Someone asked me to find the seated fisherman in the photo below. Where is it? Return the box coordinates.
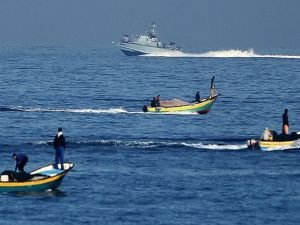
[261,128,273,141]
[151,97,157,107]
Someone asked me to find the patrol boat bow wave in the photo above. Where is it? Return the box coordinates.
[116,22,183,56]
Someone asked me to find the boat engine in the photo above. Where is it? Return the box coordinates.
[247,139,259,150]
[142,105,148,112]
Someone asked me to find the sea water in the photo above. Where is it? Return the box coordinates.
[0,47,300,225]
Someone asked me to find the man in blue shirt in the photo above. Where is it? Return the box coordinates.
[12,153,28,172]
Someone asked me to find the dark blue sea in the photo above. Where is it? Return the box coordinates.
[0,47,300,225]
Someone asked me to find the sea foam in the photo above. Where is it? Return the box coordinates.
[145,49,300,59]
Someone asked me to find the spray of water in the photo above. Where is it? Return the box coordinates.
[145,49,300,59]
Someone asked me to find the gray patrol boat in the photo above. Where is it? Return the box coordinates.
[116,22,183,56]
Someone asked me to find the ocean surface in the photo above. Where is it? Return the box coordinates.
[0,47,300,225]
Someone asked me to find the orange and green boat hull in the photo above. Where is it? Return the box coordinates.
[0,163,74,192]
[144,95,219,114]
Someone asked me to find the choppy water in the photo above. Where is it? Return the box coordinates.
[0,47,300,225]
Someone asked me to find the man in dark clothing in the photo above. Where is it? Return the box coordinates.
[150,97,157,107]
[156,95,161,107]
[53,127,66,170]
[210,76,216,98]
[282,109,289,135]
[210,76,215,89]
[12,153,28,172]
[195,91,200,103]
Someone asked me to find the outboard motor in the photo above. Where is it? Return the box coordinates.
[142,105,148,112]
[247,139,259,150]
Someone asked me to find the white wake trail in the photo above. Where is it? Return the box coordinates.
[183,142,248,150]
[13,106,128,114]
[145,49,300,59]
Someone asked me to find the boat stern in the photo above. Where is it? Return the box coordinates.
[247,139,259,150]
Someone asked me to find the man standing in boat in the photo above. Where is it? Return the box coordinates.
[282,109,289,135]
[195,91,200,103]
[53,128,66,170]
[210,76,216,98]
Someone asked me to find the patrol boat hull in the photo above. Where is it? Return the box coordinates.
[118,42,183,56]
[117,22,183,56]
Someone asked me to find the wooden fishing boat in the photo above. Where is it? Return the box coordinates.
[247,129,300,151]
[143,94,220,114]
[258,140,297,151]
[0,162,74,192]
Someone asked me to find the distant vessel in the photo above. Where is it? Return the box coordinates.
[116,22,183,56]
